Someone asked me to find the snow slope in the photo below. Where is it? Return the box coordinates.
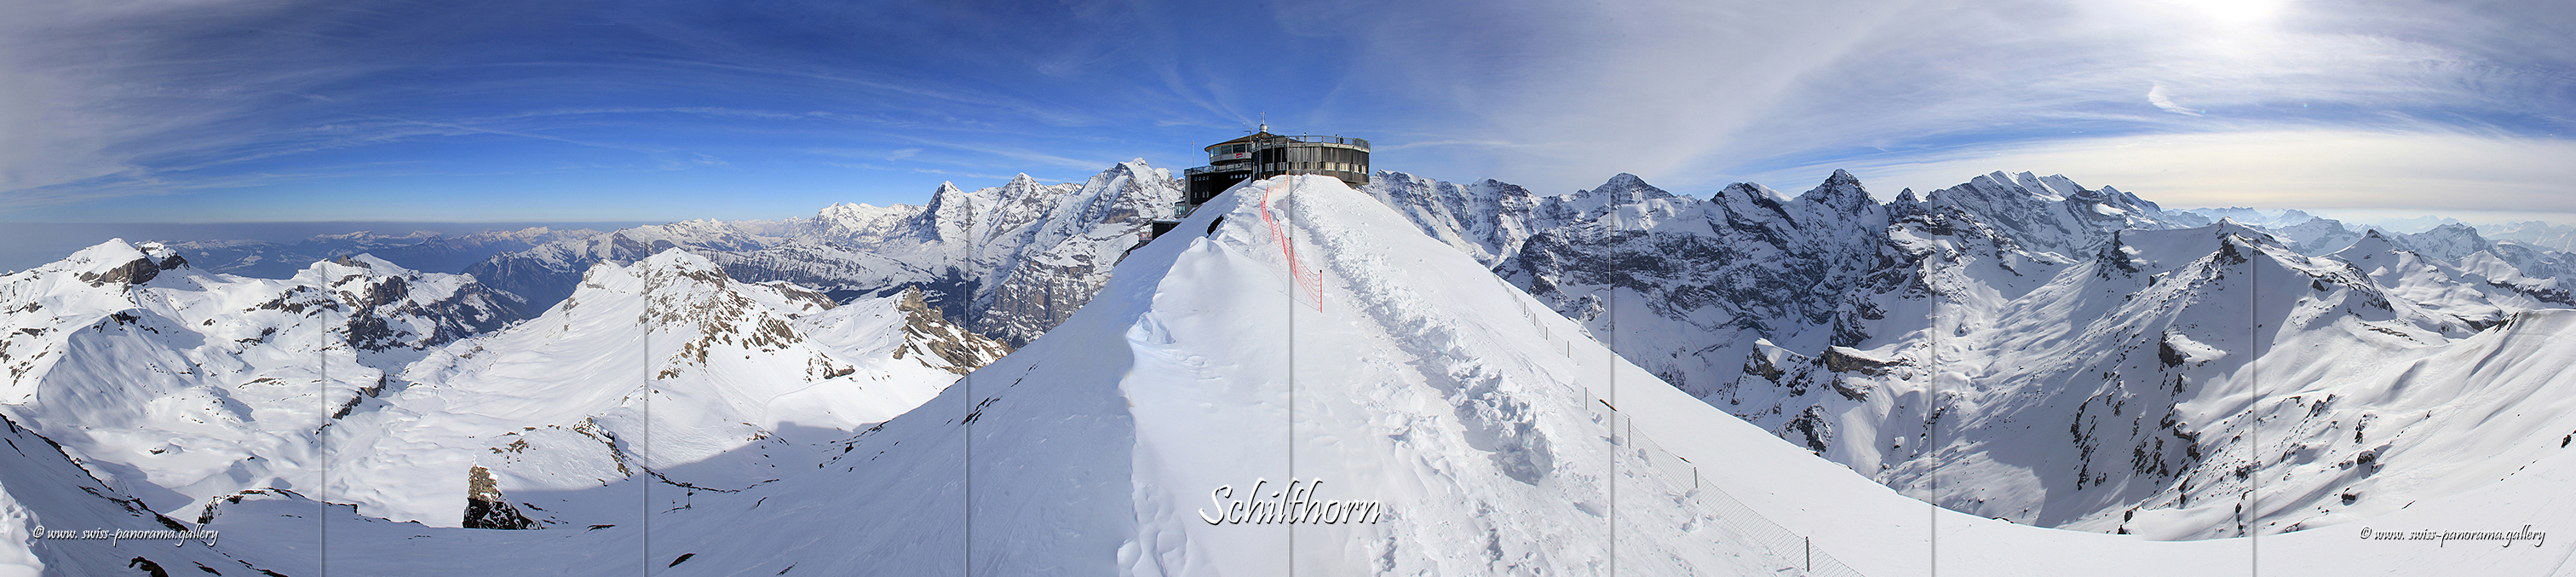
[0,241,522,521]
[328,250,1009,528]
[200,174,1803,574]
[221,175,2576,574]
[0,413,290,576]
[1367,167,2576,542]
[4,174,2545,575]
[13,170,2576,574]
[578,173,1806,574]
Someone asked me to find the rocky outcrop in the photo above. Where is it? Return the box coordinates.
[463,465,538,530]
[330,256,527,354]
[894,288,1013,373]
[78,257,161,286]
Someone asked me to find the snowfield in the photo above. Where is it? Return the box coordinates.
[3,173,2574,574]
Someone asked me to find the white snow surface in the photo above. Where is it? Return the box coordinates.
[176,176,2576,575]
[1364,166,2576,545]
[1,413,279,575]
[7,174,2576,574]
[0,240,518,519]
[331,250,999,527]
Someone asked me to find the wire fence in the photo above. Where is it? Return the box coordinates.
[1498,278,1868,576]
[1625,417,1868,577]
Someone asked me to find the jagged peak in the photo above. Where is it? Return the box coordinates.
[1084,159,1169,190]
[2092,184,2159,211]
[1979,170,2018,188]
[1580,173,1675,204]
[1717,181,1780,201]
[1798,169,1872,210]
[1825,168,1861,185]
[921,182,975,216]
[2332,228,2404,260]
[2033,173,2090,200]
[2211,219,2290,254]
[1109,158,1155,174]
[2211,216,2255,233]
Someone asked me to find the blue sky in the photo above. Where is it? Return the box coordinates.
[3,0,2571,223]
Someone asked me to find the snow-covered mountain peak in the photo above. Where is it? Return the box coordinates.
[2185,206,2321,228]
[627,249,835,333]
[44,238,189,288]
[1797,168,1877,214]
[1003,172,1045,190]
[519,173,1828,573]
[1589,172,1675,202]
[2018,171,2086,200]
[2395,222,2493,263]
[2332,228,2402,260]
[1099,157,1163,180]
[1917,170,2199,263]
[1360,166,2576,543]
[324,253,411,275]
[0,243,527,518]
[463,159,1183,347]
[2208,217,2279,243]
[808,201,922,242]
[626,244,731,281]
[1716,180,1786,203]
[2102,222,2260,276]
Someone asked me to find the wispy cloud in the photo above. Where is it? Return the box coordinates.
[3,0,2566,222]
[1319,0,2571,198]
[911,167,1044,182]
[2147,84,2203,116]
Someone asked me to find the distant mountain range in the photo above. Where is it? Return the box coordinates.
[6,163,2575,574]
